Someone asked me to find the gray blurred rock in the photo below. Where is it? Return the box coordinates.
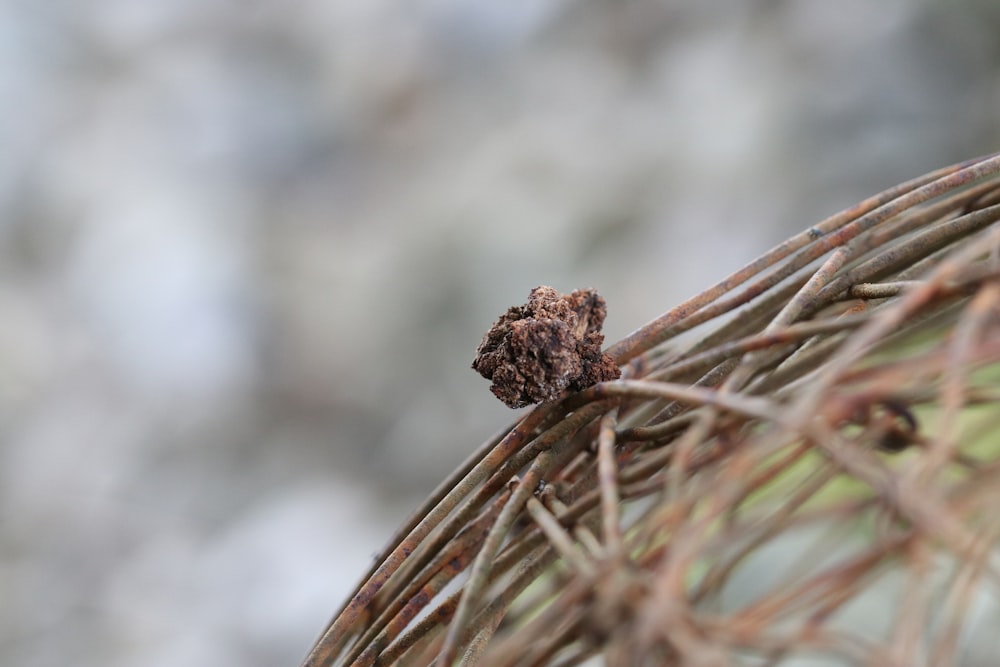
[1,1,998,665]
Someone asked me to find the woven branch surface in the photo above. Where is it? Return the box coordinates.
[304,153,1000,667]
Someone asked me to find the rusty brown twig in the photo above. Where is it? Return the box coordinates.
[303,151,1000,667]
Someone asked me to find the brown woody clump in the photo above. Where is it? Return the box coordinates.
[303,153,1000,667]
[472,286,621,408]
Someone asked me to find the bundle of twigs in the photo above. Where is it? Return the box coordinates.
[304,152,1000,666]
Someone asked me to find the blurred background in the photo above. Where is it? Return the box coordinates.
[2,1,999,665]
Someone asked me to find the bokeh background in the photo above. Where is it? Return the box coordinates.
[3,1,1000,665]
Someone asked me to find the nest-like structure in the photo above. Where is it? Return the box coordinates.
[304,153,1000,666]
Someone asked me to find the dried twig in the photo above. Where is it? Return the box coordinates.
[303,151,1000,667]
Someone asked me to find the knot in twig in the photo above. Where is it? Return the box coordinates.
[472,286,621,408]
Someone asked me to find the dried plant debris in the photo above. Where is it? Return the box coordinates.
[472,285,621,408]
[304,153,1000,667]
